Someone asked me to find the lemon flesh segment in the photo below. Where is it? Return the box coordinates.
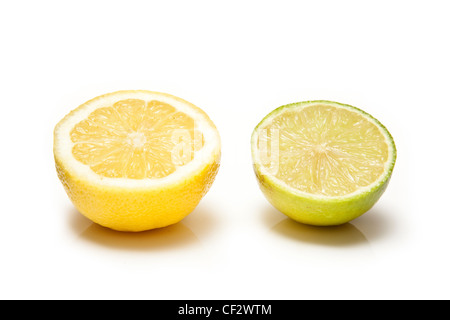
[252,101,396,226]
[54,90,220,232]
[70,99,204,179]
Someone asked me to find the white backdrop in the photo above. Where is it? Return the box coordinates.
[1,0,449,299]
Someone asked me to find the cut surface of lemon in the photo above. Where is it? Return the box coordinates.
[54,90,220,231]
[251,101,396,226]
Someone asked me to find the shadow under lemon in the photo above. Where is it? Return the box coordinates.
[68,207,202,251]
[263,205,391,247]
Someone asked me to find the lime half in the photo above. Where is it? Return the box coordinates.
[251,100,396,226]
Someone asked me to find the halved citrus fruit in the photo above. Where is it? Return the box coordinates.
[54,90,220,232]
[251,100,396,226]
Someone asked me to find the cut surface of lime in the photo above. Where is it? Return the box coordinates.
[251,100,396,226]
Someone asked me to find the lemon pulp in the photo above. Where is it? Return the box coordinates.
[70,99,204,179]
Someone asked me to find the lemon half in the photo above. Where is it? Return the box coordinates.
[54,90,221,232]
[251,100,396,226]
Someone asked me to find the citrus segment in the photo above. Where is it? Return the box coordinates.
[257,104,389,196]
[70,99,203,179]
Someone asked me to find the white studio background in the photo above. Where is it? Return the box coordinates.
[0,1,448,299]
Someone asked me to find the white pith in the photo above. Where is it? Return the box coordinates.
[54,91,220,189]
[251,101,396,200]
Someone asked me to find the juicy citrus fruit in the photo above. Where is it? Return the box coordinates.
[54,90,220,232]
[251,100,396,226]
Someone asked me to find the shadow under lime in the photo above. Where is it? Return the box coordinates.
[263,205,392,247]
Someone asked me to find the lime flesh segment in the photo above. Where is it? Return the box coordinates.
[252,101,396,226]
